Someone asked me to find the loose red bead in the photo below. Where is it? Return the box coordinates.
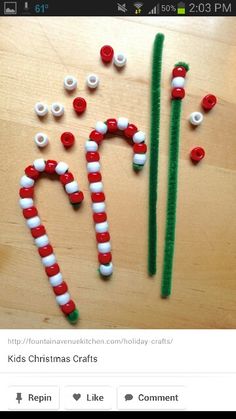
[88,172,102,183]
[31,225,46,238]
[86,152,100,162]
[61,300,76,315]
[25,165,40,180]
[201,94,217,111]
[45,160,57,174]
[19,187,34,198]
[172,66,187,78]
[124,124,138,139]
[96,232,110,243]
[98,252,112,264]
[73,97,87,114]
[133,143,147,154]
[46,263,60,277]
[23,207,38,219]
[53,281,68,296]
[93,212,107,223]
[100,45,114,63]
[91,192,105,203]
[107,118,118,133]
[60,172,74,185]
[38,244,53,257]
[69,191,84,204]
[190,147,205,163]
[172,87,185,99]
[61,132,75,148]
[89,130,104,144]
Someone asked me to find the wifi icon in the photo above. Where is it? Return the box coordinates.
[133,2,143,14]
[148,4,160,14]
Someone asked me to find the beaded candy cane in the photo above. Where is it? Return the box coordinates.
[19,159,84,324]
[85,117,147,277]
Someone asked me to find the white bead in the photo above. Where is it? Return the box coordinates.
[99,262,113,276]
[49,273,63,287]
[95,121,108,135]
[34,102,48,117]
[133,153,147,165]
[33,158,46,172]
[189,111,204,126]
[92,202,106,213]
[90,182,103,193]
[42,254,56,267]
[114,52,127,67]
[19,198,34,209]
[133,131,146,143]
[34,234,49,248]
[87,162,101,173]
[20,175,34,188]
[171,77,185,88]
[117,117,129,130]
[98,242,111,253]
[86,74,99,89]
[65,181,79,194]
[56,292,70,306]
[51,102,64,117]
[34,132,49,148]
[95,221,109,233]
[55,161,69,175]
[85,140,98,152]
[64,75,77,91]
[26,216,41,229]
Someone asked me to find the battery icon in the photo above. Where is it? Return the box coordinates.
[177,2,186,14]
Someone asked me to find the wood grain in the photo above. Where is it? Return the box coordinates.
[0,16,235,329]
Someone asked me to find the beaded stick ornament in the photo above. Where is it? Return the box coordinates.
[85,117,147,277]
[19,159,84,324]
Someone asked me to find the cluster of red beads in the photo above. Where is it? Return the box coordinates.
[171,64,188,100]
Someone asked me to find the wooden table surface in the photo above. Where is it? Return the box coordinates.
[0,16,235,329]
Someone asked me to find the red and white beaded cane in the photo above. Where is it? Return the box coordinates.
[19,159,84,324]
[85,117,147,277]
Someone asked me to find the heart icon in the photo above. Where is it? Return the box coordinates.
[73,393,81,401]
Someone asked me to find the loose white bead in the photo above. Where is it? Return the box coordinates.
[55,161,69,175]
[99,262,113,276]
[51,102,64,117]
[64,75,77,91]
[117,117,129,130]
[98,241,111,253]
[90,182,103,193]
[26,216,41,229]
[85,140,98,152]
[56,292,70,306]
[171,76,185,88]
[95,221,109,233]
[87,162,101,173]
[114,52,127,67]
[49,273,63,287]
[19,198,34,209]
[34,234,49,248]
[92,202,106,213]
[20,175,35,188]
[133,131,146,143]
[95,121,108,135]
[42,254,56,267]
[34,102,48,117]
[34,132,49,148]
[65,181,79,194]
[133,153,147,165]
[86,74,99,89]
[33,158,46,172]
[189,111,204,126]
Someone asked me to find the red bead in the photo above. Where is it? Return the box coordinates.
[23,207,38,219]
[96,232,110,243]
[61,300,76,315]
[19,187,34,198]
[100,45,114,63]
[190,147,205,163]
[45,160,57,174]
[91,192,105,202]
[89,130,104,144]
[31,225,46,238]
[38,244,53,257]
[73,97,87,114]
[86,152,100,162]
[93,212,107,223]
[69,191,84,204]
[133,143,147,154]
[88,172,102,183]
[124,124,138,139]
[60,172,74,185]
[61,132,75,148]
[25,165,40,180]
[46,263,60,277]
[53,281,68,296]
[201,94,217,111]
[98,252,112,264]
[107,118,118,133]
[172,87,185,99]
[172,66,187,78]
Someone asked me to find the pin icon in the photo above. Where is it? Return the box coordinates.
[73,393,81,401]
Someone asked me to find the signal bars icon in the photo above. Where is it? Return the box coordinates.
[148,4,160,14]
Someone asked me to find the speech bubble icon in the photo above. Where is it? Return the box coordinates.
[125,394,133,401]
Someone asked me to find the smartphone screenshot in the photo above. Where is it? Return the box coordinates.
[0,0,235,412]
